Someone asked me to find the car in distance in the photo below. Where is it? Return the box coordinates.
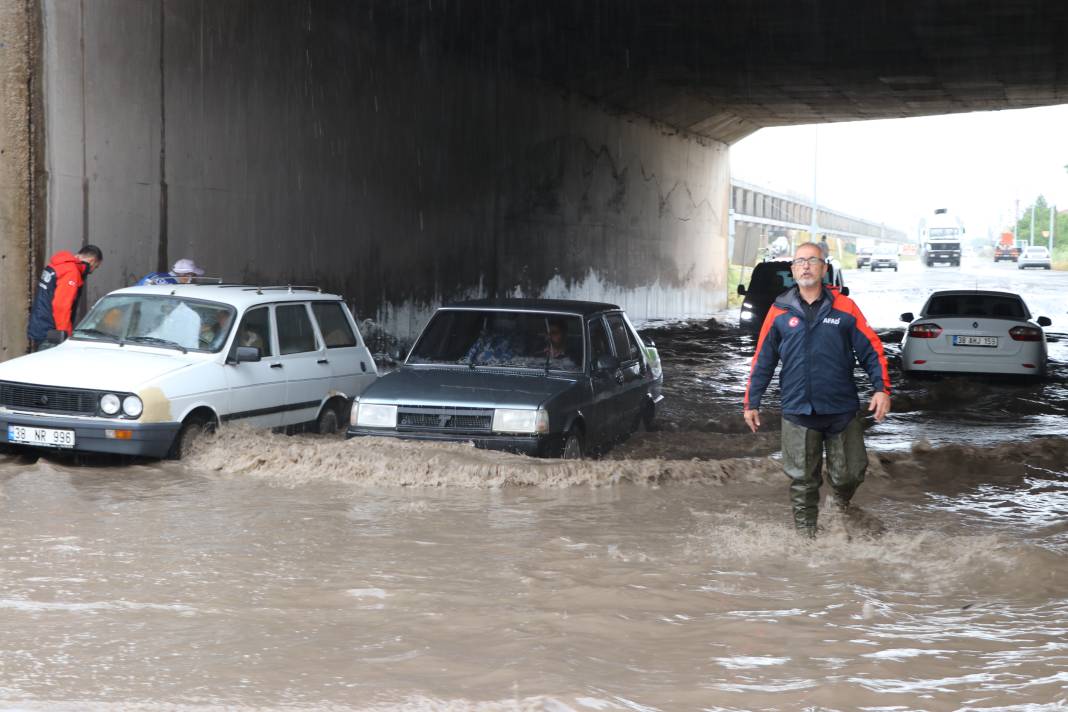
[738,258,848,332]
[0,284,377,458]
[869,244,899,271]
[1018,246,1052,270]
[900,290,1051,377]
[347,299,663,459]
[856,246,873,268]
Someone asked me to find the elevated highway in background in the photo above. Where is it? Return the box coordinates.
[730,179,909,264]
[2,1,1067,354]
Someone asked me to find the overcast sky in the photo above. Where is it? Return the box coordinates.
[730,103,1068,242]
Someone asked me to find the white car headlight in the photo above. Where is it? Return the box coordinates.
[355,403,397,428]
[100,393,121,415]
[122,395,143,418]
[492,408,549,434]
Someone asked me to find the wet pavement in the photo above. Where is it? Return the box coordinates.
[0,256,1066,711]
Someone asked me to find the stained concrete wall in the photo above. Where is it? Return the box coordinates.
[38,0,728,347]
[0,0,38,359]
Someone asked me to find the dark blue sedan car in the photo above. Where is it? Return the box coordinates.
[346,299,663,458]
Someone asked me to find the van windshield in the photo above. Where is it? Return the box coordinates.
[72,295,236,353]
[408,310,584,372]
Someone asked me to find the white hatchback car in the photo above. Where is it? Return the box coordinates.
[1018,246,1052,270]
[900,290,1052,377]
[0,284,378,458]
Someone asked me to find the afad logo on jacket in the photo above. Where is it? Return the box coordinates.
[788,316,800,328]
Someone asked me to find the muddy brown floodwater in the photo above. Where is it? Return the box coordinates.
[1,260,1066,710]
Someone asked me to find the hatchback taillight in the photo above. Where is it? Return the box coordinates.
[1009,326,1043,342]
[909,323,942,338]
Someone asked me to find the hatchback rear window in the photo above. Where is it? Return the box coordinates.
[925,295,1026,319]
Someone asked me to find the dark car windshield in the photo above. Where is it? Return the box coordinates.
[73,294,235,352]
[408,310,584,372]
[924,294,1027,319]
[747,261,838,294]
[747,263,795,294]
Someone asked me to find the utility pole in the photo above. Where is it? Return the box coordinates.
[1030,202,1036,246]
[810,126,819,242]
[1051,205,1056,251]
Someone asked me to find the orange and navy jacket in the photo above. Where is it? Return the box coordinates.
[27,250,89,342]
[744,286,890,414]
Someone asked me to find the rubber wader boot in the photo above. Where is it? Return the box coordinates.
[824,416,868,511]
[781,418,825,534]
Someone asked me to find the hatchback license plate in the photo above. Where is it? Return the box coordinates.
[7,425,75,448]
[953,335,998,348]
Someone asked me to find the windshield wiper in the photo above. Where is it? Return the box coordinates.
[126,335,188,354]
[72,328,123,345]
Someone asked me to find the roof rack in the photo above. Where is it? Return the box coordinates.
[242,285,324,295]
[188,276,224,284]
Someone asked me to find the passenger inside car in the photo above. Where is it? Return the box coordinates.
[538,317,579,369]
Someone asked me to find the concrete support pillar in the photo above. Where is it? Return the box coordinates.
[0,0,41,359]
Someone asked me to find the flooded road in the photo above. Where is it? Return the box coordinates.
[1,257,1066,710]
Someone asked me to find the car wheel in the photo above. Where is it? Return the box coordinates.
[316,404,341,435]
[561,428,584,460]
[169,415,212,460]
[893,265,898,272]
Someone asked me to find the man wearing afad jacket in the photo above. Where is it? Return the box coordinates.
[744,241,891,537]
[27,245,104,351]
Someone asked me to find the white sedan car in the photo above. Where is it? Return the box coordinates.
[0,284,378,458]
[1018,246,1052,270]
[900,290,1051,377]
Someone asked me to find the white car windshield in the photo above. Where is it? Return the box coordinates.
[73,295,236,353]
[408,310,585,372]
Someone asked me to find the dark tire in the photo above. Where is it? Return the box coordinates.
[561,428,584,460]
[169,415,212,460]
[316,404,341,435]
[893,265,898,272]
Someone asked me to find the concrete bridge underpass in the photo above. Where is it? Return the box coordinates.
[1,1,1066,355]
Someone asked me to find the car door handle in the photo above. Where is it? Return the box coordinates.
[270,363,284,369]
[317,359,329,365]
[360,361,367,372]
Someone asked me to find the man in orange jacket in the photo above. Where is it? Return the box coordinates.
[27,245,103,350]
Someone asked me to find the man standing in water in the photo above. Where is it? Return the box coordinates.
[743,241,891,536]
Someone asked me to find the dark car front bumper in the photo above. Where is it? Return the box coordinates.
[0,411,180,458]
[346,427,564,457]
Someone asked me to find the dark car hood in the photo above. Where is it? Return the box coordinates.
[359,367,578,409]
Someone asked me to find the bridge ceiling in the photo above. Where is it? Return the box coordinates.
[419,1,1068,143]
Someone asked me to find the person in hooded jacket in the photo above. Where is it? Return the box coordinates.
[27,245,103,351]
[743,241,891,537]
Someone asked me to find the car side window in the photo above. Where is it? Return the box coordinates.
[311,302,358,348]
[605,314,640,362]
[276,304,318,355]
[235,306,273,357]
[589,318,612,368]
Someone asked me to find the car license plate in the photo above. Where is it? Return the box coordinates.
[953,335,998,348]
[6,424,76,448]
